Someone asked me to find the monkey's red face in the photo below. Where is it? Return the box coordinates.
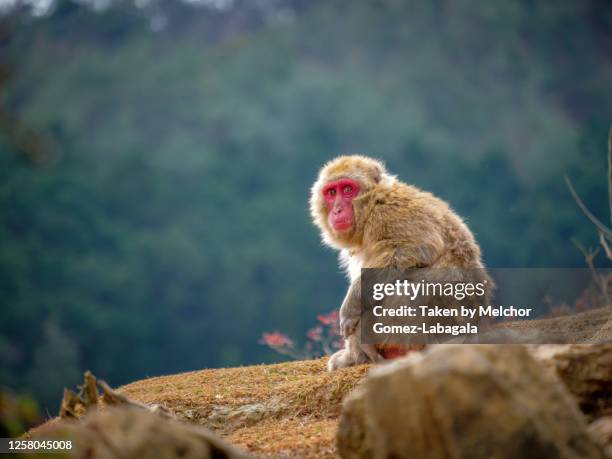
[322,178,361,232]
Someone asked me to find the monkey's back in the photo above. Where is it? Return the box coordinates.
[362,181,484,269]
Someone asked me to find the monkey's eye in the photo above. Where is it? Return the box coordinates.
[326,188,336,197]
[343,185,353,194]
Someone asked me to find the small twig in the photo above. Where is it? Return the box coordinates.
[600,231,612,260]
[573,240,609,304]
[565,175,612,240]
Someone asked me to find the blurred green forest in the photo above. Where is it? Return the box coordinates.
[0,0,610,414]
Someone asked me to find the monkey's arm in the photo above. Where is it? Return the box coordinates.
[339,277,361,338]
[365,240,439,269]
[339,242,438,338]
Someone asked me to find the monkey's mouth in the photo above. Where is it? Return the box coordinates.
[332,219,354,231]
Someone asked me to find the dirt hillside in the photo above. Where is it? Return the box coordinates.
[119,358,367,458]
[115,307,610,457]
[25,307,611,458]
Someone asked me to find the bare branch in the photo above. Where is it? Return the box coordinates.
[608,125,612,226]
[600,231,612,260]
[565,175,612,239]
[572,239,599,264]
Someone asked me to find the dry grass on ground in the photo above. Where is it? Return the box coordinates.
[119,357,369,458]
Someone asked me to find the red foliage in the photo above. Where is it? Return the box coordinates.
[306,325,323,342]
[317,310,339,326]
[260,309,343,359]
[259,331,293,348]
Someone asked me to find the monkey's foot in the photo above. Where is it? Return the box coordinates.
[327,347,374,371]
[328,349,353,371]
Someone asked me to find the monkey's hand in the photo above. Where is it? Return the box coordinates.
[340,315,359,339]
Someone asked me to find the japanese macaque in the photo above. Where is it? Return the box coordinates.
[310,155,492,371]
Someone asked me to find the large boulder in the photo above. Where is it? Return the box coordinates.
[337,345,605,459]
[28,371,252,459]
[529,344,612,419]
[32,406,252,459]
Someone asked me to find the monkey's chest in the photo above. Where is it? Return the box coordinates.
[347,253,363,282]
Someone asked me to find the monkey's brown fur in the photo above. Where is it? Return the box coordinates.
[310,155,492,370]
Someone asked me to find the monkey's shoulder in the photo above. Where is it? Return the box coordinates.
[363,184,463,250]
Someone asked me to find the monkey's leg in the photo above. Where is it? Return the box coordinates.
[360,343,383,363]
[353,321,383,363]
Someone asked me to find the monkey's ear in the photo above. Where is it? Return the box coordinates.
[371,164,383,183]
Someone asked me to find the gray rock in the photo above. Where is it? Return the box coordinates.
[208,403,267,426]
[589,417,612,458]
[337,344,605,459]
[34,406,252,459]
